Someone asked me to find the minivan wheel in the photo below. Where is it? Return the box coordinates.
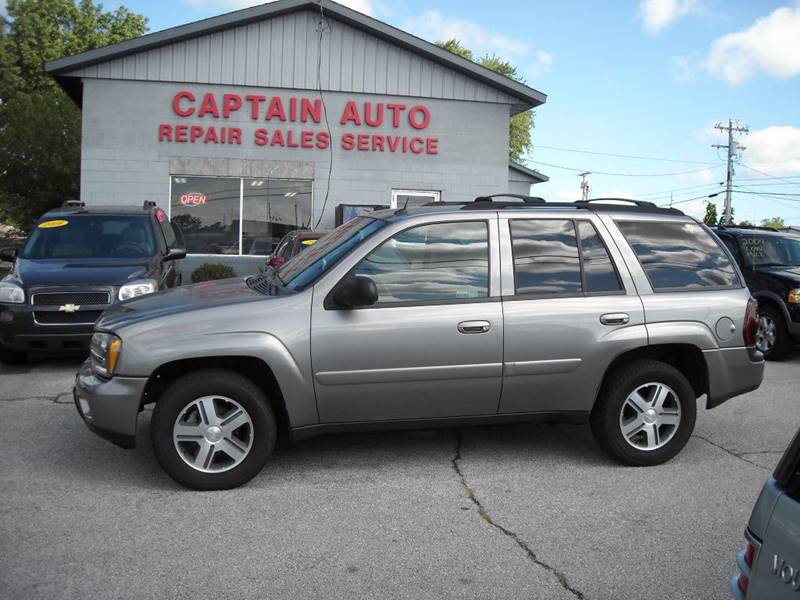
[151,369,276,490]
[590,360,697,466]
[755,305,791,361]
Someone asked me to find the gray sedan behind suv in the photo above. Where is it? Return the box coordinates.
[74,196,765,489]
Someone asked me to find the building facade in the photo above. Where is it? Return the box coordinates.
[46,0,547,269]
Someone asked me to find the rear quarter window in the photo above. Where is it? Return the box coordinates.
[618,221,740,291]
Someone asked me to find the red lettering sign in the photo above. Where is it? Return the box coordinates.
[180,192,207,207]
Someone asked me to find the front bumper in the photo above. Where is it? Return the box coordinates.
[0,302,95,353]
[73,359,147,449]
[705,346,765,409]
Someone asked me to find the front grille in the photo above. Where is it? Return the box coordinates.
[32,291,111,306]
[34,310,103,325]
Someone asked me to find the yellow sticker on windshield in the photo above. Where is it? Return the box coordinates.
[38,220,69,229]
[301,239,318,245]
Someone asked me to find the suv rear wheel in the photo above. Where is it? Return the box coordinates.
[150,369,276,490]
[756,304,791,361]
[591,360,697,466]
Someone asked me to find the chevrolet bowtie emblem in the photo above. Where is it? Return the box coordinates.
[59,304,81,313]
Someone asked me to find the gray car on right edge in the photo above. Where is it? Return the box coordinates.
[73,196,765,490]
[731,427,800,599]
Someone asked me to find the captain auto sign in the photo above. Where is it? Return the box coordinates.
[158,90,439,155]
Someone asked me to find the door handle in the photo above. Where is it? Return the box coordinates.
[458,320,491,334]
[600,313,630,326]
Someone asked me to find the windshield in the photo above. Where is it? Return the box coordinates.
[279,217,387,290]
[740,234,800,267]
[22,215,157,259]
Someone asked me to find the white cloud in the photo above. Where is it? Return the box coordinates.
[743,126,800,175]
[639,0,702,34]
[184,0,373,15]
[528,50,553,77]
[406,10,530,58]
[703,3,800,84]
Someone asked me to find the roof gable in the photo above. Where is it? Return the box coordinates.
[46,0,545,113]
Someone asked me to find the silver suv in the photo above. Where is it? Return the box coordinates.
[74,197,765,490]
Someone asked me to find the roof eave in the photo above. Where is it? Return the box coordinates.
[509,161,549,183]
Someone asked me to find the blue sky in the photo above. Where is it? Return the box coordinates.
[103,0,800,223]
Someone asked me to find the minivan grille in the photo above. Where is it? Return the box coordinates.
[34,310,103,325]
[31,292,110,306]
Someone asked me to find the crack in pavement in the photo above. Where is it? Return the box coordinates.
[451,431,586,600]
[0,391,73,403]
[692,434,771,471]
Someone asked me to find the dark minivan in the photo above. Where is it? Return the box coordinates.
[0,201,185,364]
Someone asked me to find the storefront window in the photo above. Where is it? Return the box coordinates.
[170,176,312,255]
[242,178,312,255]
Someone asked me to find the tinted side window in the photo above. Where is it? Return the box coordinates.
[354,221,489,304]
[618,221,740,290]
[578,221,622,293]
[511,219,581,296]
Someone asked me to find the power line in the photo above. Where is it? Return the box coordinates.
[636,181,724,200]
[738,163,800,187]
[533,144,717,165]
[524,159,719,178]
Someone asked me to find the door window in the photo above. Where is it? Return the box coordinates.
[353,221,489,305]
[510,219,623,297]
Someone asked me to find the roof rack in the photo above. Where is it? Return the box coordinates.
[143,200,157,209]
[62,199,85,208]
[713,223,779,232]
[422,195,684,215]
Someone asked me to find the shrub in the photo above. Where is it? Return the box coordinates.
[191,262,237,283]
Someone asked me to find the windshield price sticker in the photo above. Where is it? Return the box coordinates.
[742,238,765,257]
[38,220,69,229]
[301,239,318,246]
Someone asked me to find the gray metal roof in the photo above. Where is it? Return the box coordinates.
[46,0,546,110]
[509,161,549,183]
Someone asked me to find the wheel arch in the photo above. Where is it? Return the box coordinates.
[593,344,709,412]
[752,291,791,326]
[143,356,292,441]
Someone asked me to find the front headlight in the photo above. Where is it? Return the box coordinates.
[90,332,122,378]
[789,289,800,304]
[118,279,158,301]
[0,282,24,304]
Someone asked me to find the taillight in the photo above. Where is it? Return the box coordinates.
[743,298,759,347]
[733,536,759,598]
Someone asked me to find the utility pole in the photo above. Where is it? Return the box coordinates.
[712,119,748,225]
[578,171,591,201]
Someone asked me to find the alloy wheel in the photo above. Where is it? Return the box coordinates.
[619,382,682,451]
[172,395,254,473]
[755,315,776,354]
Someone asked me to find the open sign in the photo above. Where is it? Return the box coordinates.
[180,192,207,207]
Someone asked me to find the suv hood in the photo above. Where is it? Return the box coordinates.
[96,277,287,330]
[13,257,153,288]
[754,265,800,283]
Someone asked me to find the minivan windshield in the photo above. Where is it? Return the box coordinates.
[279,217,387,290]
[739,234,800,268]
[22,215,157,259]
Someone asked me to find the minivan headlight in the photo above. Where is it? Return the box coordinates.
[0,282,24,304]
[118,279,158,301]
[90,332,122,378]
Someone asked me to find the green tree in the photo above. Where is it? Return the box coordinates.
[760,216,785,229]
[703,201,718,225]
[0,0,148,230]
[437,39,534,160]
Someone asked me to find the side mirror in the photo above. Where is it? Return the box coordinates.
[164,247,187,261]
[329,275,378,309]
[268,256,287,269]
[0,248,18,262]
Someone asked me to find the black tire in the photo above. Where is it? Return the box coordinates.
[757,304,792,361]
[0,344,27,366]
[151,369,276,490]
[590,360,697,467]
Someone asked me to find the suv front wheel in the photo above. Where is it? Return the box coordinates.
[591,360,697,466]
[150,369,277,490]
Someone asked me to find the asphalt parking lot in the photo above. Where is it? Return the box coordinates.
[1,354,798,600]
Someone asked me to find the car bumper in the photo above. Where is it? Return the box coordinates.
[705,346,765,409]
[0,303,95,353]
[73,359,147,449]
